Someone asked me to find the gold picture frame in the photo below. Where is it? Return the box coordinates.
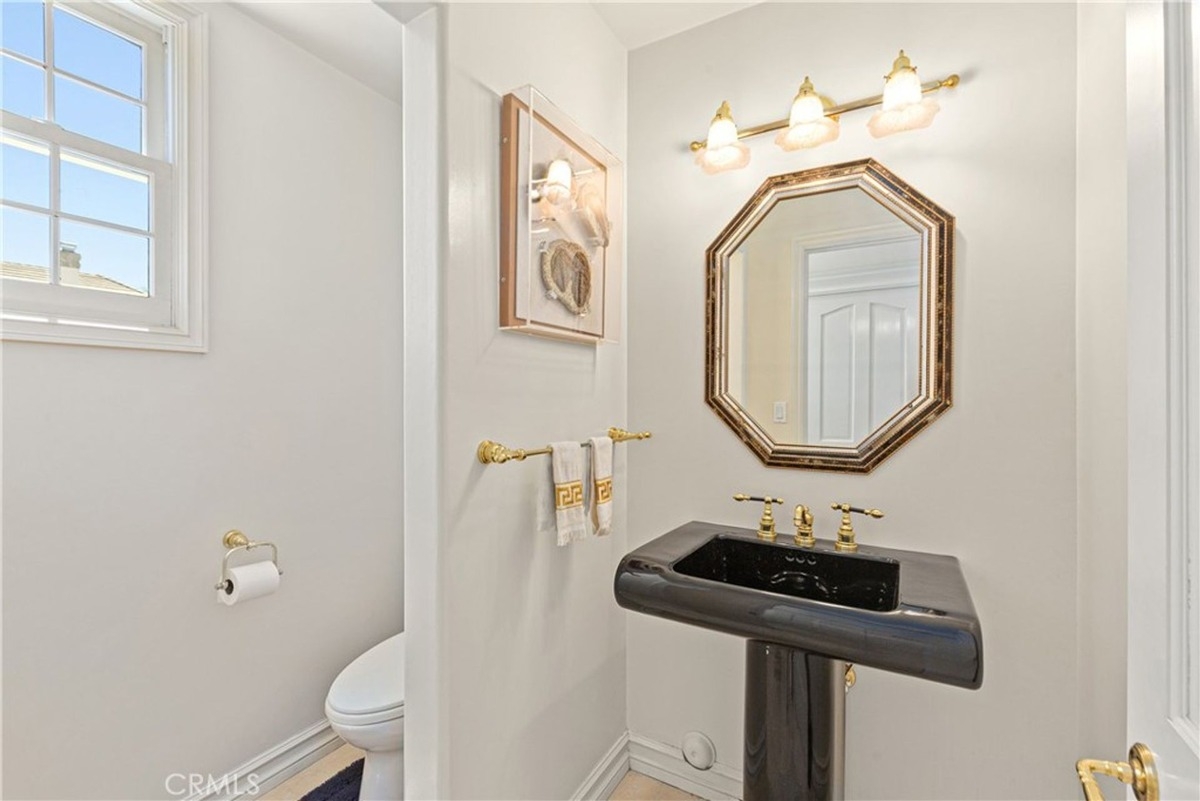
[500,86,623,344]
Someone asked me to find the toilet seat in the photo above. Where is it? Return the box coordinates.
[325,632,405,727]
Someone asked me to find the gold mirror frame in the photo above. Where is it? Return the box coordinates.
[705,158,954,473]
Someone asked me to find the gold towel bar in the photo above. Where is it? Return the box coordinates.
[477,427,652,465]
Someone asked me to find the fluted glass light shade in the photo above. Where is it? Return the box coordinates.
[696,101,750,174]
[541,158,574,206]
[868,50,940,138]
[775,76,839,151]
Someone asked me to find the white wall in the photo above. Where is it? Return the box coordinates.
[1,4,404,798]
[1074,0,1127,763]
[439,4,629,798]
[400,7,447,800]
[627,3,1090,798]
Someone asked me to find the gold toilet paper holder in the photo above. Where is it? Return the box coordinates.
[215,530,282,593]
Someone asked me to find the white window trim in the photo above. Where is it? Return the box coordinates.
[1,0,208,352]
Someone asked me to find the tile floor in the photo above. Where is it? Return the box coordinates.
[265,743,700,800]
[608,770,701,800]
[260,744,365,801]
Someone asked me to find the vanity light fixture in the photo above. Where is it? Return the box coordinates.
[867,50,942,138]
[775,76,839,151]
[695,101,751,174]
[688,50,959,172]
[533,158,574,206]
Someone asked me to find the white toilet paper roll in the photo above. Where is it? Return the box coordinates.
[217,560,280,606]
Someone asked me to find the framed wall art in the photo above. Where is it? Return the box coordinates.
[500,85,623,344]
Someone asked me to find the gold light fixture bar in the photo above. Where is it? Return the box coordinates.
[688,74,959,152]
[477,427,652,465]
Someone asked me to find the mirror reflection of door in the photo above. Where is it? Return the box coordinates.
[803,234,920,446]
[726,186,921,447]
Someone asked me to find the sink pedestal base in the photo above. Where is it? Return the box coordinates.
[744,641,846,801]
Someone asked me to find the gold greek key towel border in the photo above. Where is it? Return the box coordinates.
[594,477,613,504]
[555,480,584,510]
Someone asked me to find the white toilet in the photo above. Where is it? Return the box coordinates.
[325,633,405,801]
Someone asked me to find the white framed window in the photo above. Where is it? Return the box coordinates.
[1,0,206,351]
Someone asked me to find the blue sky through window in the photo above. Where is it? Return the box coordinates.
[1,206,50,269]
[2,138,49,208]
[1,0,151,294]
[2,54,46,119]
[54,7,142,98]
[2,2,44,61]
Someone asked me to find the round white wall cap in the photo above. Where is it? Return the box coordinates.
[681,731,716,771]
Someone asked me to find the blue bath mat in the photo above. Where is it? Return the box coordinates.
[300,758,363,801]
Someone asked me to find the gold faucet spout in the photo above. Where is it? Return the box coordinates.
[793,505,815,547]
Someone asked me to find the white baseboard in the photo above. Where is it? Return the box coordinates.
[573,731,741,801]
[571,731,631,800]
[627,733,742,801]
[194,725,738,801]
[185,720,342,801]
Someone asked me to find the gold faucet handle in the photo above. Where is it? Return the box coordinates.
[733,494,784,507]
[793,504,815,548]
[830,503,884,518]
[830,503,885,552]
[734,494,783,541]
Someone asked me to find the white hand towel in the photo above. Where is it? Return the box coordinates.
[589,436,614,537]
[551,441,588,545]
[535,460,557,541]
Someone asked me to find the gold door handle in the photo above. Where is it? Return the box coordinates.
[1076,743,1158,801]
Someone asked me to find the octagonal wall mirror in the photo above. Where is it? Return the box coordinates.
[705,159,953,472]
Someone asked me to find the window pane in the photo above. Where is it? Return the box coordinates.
[61,151,149,231]
[0,206,51,283]
[2,1,45,62]
[53,7,142,99]
[1,134,50,208]
[54,74,141,152]
[59,220,148,295]
[2,54,46,119]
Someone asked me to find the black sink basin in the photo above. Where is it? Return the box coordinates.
[615,521,983,800]
[615,520,983,689]
[674,535,900,612]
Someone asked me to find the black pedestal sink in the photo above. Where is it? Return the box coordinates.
[614,521,983,801]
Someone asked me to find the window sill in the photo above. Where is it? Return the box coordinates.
[1,313,207,352]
